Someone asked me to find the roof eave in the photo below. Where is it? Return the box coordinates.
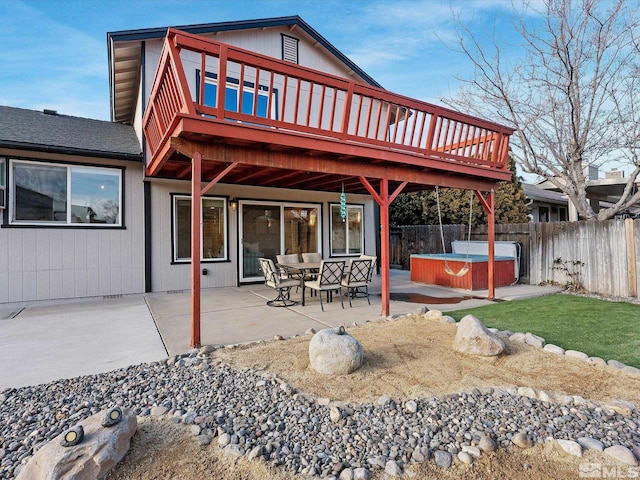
[0,140,143,162]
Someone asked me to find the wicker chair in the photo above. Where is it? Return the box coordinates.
[341,259,372,307]
[258,258,300,307]
[303,260,345,311]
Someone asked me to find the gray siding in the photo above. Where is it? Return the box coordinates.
[149,179,374,293]
[0,153,146,303]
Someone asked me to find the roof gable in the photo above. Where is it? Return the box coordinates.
[108,16,381,124]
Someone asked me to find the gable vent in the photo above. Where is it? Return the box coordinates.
[281,34,299,64]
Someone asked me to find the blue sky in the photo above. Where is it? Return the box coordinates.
[0,0,536,122]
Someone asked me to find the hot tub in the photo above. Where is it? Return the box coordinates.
[410,254,515,290]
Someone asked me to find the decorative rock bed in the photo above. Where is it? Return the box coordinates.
[1,311,639,479]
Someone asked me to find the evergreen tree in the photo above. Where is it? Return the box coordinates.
[390,155,529,226]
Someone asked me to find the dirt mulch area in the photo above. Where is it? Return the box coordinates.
[107,314,640,480]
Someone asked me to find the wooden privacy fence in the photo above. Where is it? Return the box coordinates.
[390,219,640,298]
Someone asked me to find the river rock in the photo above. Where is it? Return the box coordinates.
[608,359,626,369]
[478,435,498,452]
[353,467,370,480]
[577,437,604,452]
[565,350,589,360]
[557,439,582,457]
[384,460,402,476]
[458,451,474,464]
[454,315,505,356]
[524,333,545,348]
[434,450,452,468]
[512,432,533,449]
[604,445,638,466]
[309,327,363,375]
[604,400,634,417]
[424,310,443,321]
[543,344,565,355]
[16,407,136,480]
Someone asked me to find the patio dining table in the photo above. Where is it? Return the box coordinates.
[277,262,320,306]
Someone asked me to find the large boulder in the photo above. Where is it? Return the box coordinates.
[309,326,363,374]
[17,407,137,480]
[454,315,505,357]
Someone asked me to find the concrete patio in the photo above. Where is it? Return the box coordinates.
[0,270,561,389]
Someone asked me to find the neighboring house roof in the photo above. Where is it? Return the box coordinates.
[0,105,142,160]
[522,182,568,205]
[107,15,382,124]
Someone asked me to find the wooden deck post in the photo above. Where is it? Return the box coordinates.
[474,189,496,300]
[487,189,495,300]
[191,152,202,348]
[359,176,407,317]
[380,178,390,316]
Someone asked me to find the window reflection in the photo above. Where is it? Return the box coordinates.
[14,163,67,221]
[71,168,120,224]
[173,196,227,262]
[11,160,122,226]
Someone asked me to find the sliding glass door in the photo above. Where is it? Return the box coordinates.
[239,201,320,282]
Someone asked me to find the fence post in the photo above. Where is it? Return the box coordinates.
[626,218,637,298]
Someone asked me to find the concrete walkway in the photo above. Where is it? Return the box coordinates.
[0,296,168,389]
[0,270,561,389]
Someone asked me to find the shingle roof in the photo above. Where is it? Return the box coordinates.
[0,106,142,160]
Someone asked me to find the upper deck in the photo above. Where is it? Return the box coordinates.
[142,29,514,194]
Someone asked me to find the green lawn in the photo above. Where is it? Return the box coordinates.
[447,294,640,368]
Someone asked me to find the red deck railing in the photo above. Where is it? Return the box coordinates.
[143,29,513,172]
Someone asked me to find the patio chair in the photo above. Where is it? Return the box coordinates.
[359,255,377,282]
[258,258,300,307]
[301,252,322,283]
[276,253,300,265]
[341,258,372,307]
[275,253,303,290]
[301,252,322,263]
[303,260,345,311]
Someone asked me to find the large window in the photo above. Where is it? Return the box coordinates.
[330,204,363,256]
[10,160,122,226]
[197,71,276,119]
[173,195,228,262]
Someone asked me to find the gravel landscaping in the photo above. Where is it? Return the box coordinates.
[2,313,639,479]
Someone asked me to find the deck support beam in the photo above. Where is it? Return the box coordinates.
[474,189,496,300]
[359,176,407,316]
[190,154,238,348]
[191,152,202,348]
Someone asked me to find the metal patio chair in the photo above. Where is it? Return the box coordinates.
[341,258,372,307]
[303,260,345,311]
[258,257,300,307]
[301,252,322,263]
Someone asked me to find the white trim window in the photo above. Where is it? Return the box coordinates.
[173,195,228,262]
[10,160,122,226]
[0,157,6,209]
[330,204,363,256]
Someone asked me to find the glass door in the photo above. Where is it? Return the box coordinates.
[240,202,281,282]
[239,201,321,283]
[283,206,319,258]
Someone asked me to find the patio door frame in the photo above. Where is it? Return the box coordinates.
[238,199,322,283]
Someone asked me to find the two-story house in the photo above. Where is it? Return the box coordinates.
[1,16,513,344]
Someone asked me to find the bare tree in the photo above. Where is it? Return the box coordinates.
[447,0,640,220]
